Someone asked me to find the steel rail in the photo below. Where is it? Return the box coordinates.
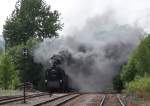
[34,94,81,106]
[100,95,106,106]
[117,95,125,106]
[55,94,81,106]
[0,95,22,101]
[0,95,23,102]
[0,93,48,105]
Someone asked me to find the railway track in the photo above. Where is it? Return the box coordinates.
[117,95,125,106]
[0,92,48,105]
[34,93,81,106]
[100,95,106,106]
[0,95,19,99]
[0,93,127,106]
[33,94,126,106]
[100,94,125,106]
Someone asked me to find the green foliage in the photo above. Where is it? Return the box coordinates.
[3,0,63,48]
[120,34,150,97]
[127,75,150,95]
[1,0,63,90]
[121,54,138,84]
[135,36,150,75]
[121,35,150,85]
[113,74,123,92]
[0,53,20,89]
[7,38,44,90]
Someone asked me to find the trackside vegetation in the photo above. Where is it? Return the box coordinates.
[127,76,150,97]
[0,53,20,89]
[120,34,150,98]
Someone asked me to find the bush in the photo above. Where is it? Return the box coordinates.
[0,53,20,89]
[121,35,150,86]
[126,75,150,98]
[121,54,138,84]
[113,75,123,92]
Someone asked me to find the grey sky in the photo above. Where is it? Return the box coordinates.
[0,0,150,36]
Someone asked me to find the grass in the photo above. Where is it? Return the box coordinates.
[0,89,22,96]
[126,76,150,99]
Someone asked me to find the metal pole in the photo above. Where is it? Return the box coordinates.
[23,38,27,103]
[23,82,26,103]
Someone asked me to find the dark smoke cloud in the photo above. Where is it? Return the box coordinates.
[33,11,144,92]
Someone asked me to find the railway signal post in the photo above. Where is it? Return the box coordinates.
[19,82,32,103]
[22,47,28,103]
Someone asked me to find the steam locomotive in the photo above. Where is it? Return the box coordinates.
[45,54,69,92]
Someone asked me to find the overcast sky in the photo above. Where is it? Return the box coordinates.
[1,0,150,36]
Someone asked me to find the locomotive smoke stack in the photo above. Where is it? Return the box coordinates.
[33,11,144,92]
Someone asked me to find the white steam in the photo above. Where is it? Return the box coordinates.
[33,12,144,92]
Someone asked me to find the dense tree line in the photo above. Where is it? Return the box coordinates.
[120,34,150,95]
[121,35,150,84]
[0,0,62,90]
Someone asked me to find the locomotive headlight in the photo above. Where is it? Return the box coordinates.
[45,80,47,83]
[60,80,63,83]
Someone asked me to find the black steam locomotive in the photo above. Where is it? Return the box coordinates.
[45,54,69,92]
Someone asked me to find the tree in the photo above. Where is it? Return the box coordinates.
[113,74,123,93]
[2,0,63,90]
[121,34,150,86]
[135,36,150,75]
[0,53,19,89]
[121,54,138,84]
[3,0,63,48]
[7,38,44,90]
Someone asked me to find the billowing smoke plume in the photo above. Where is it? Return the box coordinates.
[33,12,144,92]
